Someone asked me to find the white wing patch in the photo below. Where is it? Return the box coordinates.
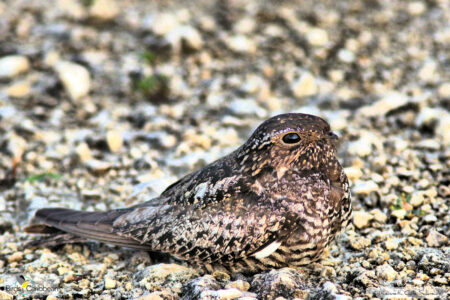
[253,241,281,259]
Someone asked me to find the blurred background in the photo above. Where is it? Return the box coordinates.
[0,0,448,298]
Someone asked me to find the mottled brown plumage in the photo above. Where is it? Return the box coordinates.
[25,113,352,273]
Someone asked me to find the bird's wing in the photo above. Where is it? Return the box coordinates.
[112,190,298,264]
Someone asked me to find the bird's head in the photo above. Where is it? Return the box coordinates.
[238,113,340,178]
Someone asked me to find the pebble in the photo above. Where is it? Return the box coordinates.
[54,61,91,100]
[384,238,399,250]
[89,0,119,21]
[423,214,437,223]
[5,80,31,98]
[348,138,372,157]
[425,230,448,247]
[166,25,204,51]
[105,277,117,289]
[233,17,256,34]
[291,72,318,98]
[359,92,408,117]
[75,142,93,162]
[225,280,250,291]
[353,180,379,195]
[437,82,450,98]
[418,60,438,83]
[352,211,374,229]
[7,251,23,263]
[200,288,246,299]
[408,1,426,16]
[0,55,30,78]
[350,237,371,250]
[84,159,111,175]
[226,35,256,54]
[391,209,407,220]
[106,130,123,153]
[337,49,355,63]
[376,263,398,281]
[228,98,267,117]
[371,209,388,223]
[306,28,329,47]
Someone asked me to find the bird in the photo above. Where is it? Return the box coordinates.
[24,113,352,274]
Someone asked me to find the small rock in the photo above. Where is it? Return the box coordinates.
[292,72,318,98]
[423,214,437,223]
[418,60,438,83]
[438,82,450,99]
[226,35,256,53]
[353,180,379,195]
[104,277,116,289]
[353,211,374,229]
[408,1,426,16]
[75,142,93,162]
[348,138,373,157]
[57,0,86,19]
[376,263,398,281]
[251,268,305,299]
[306,28,329,46]
[409,192,425,207]
[385,238,399,250]
[5,80,31,98]
[371,209,388,223]
[84,159,111,175]
[359,92,408,117]
[150,13,179,35]
[89,0,119,21]
[350,237,371,250]
[134,263,197,290]
[106,130,123,153]
[344,167,363,182]
[0,55,30,78]
[166,25,203,51]
[337,49,355,63]
[391,209,407,220]
[54,61,91,100]
[225,280,250,291]
[200,288,245,299]
[233,17,256,34]
[7,251,23,263]
[229,98,267,117]
[426,230,448,247]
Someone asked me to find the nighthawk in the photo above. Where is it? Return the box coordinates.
[25,113,352,273]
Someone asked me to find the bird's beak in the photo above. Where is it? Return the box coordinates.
[328,132,339,140]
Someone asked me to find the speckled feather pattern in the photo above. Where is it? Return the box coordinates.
[25,113,352,273]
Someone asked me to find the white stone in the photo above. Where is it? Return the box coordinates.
[408,1,426,16]
[359,92,409,117]
[226,35,256,53]
[234,17,256,34]
[292,72,318,98]
[376,263,398,281]
[106,130,123,153]
[418,60,438,83]
[352,211,374,229]
[353,180,379,195]
[338,49,355,63]
[54,61,91,100]
[385,238,399,250]
[104,277,116,289]
[166,25,203,51]
[438,82,450,99]
[150,13,178,35]
[348,138,372,157]
[89,0,119,21]
[436,113,450,147]
[307,28,329,46]
[0,55,30,78]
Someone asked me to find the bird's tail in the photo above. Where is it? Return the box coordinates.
[24,208,150,250]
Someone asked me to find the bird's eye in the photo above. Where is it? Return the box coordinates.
[282,132,301,144]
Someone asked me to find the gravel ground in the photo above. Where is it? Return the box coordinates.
[0,0,449,299]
